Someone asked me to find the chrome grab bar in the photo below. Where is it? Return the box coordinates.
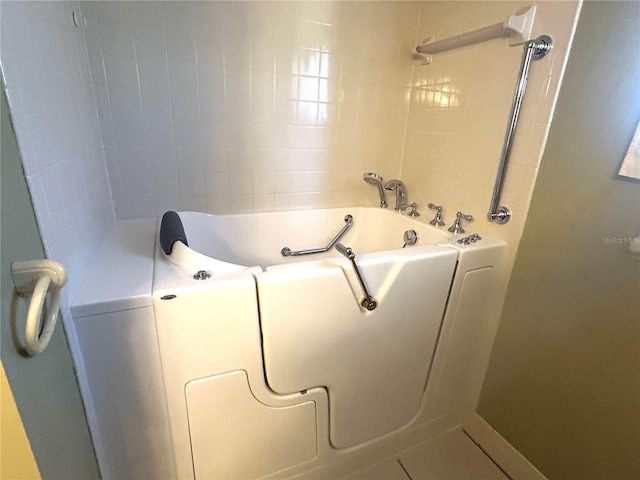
[488,35,552,225]
[281,214,354,257]
[335,243,377,311]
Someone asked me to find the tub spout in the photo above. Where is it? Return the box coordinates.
[384,179,407,211]
[363,172,388,208]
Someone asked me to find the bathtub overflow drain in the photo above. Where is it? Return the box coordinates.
[402,230,418,247]
[193,270,211,280]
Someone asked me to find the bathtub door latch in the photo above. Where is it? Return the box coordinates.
[335,243,377,311]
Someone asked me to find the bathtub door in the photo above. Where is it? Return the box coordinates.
[257,246,457,449]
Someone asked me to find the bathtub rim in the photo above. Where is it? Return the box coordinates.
[160,207,464,271]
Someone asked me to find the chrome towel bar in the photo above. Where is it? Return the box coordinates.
[488,34,552,224]
[281,214,354,257]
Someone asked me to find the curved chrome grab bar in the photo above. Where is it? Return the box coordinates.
[335,243,377,311]
[281,214,354,257]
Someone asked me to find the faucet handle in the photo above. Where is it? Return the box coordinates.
[456,211,474,222]
[407,203,420,217]
[427,203,445,227]
[448,211,474,234]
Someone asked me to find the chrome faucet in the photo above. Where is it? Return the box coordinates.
[363,172,388,208]
[384,179,407,211]
[448,211,474,234]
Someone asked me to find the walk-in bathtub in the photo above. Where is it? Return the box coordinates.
[71,208,506,480]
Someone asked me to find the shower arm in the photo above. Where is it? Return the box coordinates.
[488,35,552,225]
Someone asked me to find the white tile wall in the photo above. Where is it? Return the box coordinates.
[0,1,115,306]
[403,1,581,253]
[78,0,580,250]
[82,1,418,218]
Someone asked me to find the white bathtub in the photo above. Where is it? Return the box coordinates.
[72,208,507,480]
[152,207,506,479]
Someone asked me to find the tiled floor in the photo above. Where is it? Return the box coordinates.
[346,430,509,480]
